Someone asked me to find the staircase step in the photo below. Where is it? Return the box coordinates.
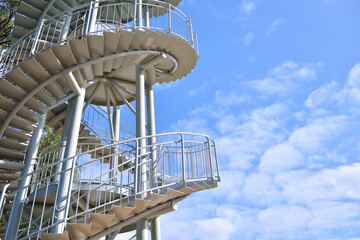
[0,112,36,133]
[129,199,155,214]
[0,181,19,192]
[13,14,37,30]
[66,223,92,239]
[0,139,28,151]
[87,35,104,76]
[146,193,170,206]
[0,172,20,180]
[40,233,69,240]
[161,188,184,199]
[35,49,63,75]
[90,213,115,234]
[129,30,148,51]
[52,44,77,69]
[69,39,94,80]
[0,95,40,123]
[103,32,120,72]
[177,185,196,195]
[0,79,48,114]
[19,58,66,99]
[0,160,24,171]
[0,149,24,161]
[200,182,212,190]
[112,206,135,221]
[117,30,135,53]
[6,68,56,107]
[189,183,205,192]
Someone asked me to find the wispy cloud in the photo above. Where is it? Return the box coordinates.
[242,32,255,46]
[249,61,321,96]
[267,19,285,35]
[239,1,256,14]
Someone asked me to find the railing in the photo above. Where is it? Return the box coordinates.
[81,104,136,141]
[0,0,198,77]
[0,132,219,239]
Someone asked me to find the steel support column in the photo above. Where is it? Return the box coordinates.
[87,0,99,33]
[4,114,46,240]
[147,84,161,240]
[51,86,86,234]
[110,105,120,182]
[136,64,148,240]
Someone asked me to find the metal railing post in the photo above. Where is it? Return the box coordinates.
[188,18,194,46]
[180,134,186,187]
[58,12,72,43]
[30,19,45,55]
[134,140,139,198]
[168,3,171,33]
[212,140,221,182]
[206,137,214,182]
[4,114,46,240]
[87,0,100,34]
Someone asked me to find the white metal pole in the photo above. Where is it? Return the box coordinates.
[137,0,143,29]
[147,85,161,240]
[87,0,100,34]
[4,114,46,240]
[110,105,120,182]
[136,64,148,240]
[51,86,86,234]
[59,13,72,43]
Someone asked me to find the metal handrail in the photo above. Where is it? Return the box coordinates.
[0,132,219,238]
[0,0,198,77]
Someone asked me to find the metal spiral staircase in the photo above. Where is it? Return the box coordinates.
[0,0,220,239]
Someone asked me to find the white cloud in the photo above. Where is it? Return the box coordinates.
[267,19,284,35]
[258,205,311,238]
[305,81,337,108]
[195,218,235,240]
[288,115,347,154]
[242,32,254,46]
[239,1,256,14]
[249,61,320,95]
[259,143,304,173]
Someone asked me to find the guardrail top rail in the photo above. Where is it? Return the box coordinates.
[0,0,198,77]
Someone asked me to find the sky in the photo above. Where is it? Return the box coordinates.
[117,0,360,239]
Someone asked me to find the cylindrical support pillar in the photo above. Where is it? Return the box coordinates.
[136,64,148,240]
[151,217,161,240]
[55,101,75,182]
[147,85,161,240]
[59,13,72,43]
[110,106,120,181]
[87,0,99,34]
[51,86,86,234]
[4,114,46,240]
[137,0,143,29]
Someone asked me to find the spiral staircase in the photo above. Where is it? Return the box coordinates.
[0,0,220,239]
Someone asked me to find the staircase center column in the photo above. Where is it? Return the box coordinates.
[51,86,86,234]
[136,64,148,240]
[4,114,46,240]
[147,84,161,240]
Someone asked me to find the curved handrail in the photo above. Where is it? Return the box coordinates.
[0,0,197,77]
[0,132,219,238]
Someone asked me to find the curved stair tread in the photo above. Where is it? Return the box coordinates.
[66,223,92,239]
[40,233,70,240]
[112,206,135,221]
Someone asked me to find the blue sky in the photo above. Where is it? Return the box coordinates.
[118,0,360,239]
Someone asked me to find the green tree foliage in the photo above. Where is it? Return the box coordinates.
[38,124,61,156]
[0,0,20,49]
